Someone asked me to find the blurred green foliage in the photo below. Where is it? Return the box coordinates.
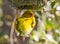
[0,0,60,44]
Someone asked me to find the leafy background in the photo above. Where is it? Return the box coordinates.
[0,0,60,44]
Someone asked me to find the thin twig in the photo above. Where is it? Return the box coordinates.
[10,17,16,44]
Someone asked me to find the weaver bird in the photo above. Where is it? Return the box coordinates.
[15,10,36,37]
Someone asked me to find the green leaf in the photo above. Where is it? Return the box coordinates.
[37,11,42,15]
[50,1,56,8]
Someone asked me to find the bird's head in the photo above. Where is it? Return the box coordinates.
[21,10,34,18]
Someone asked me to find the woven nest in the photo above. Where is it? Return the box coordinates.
[8,0,45,9]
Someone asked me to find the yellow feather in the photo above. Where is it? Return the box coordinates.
[15,10,36,36]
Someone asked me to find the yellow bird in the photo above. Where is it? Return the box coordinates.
[15,10,36,36]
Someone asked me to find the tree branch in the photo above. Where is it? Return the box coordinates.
[10,17,16,44]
